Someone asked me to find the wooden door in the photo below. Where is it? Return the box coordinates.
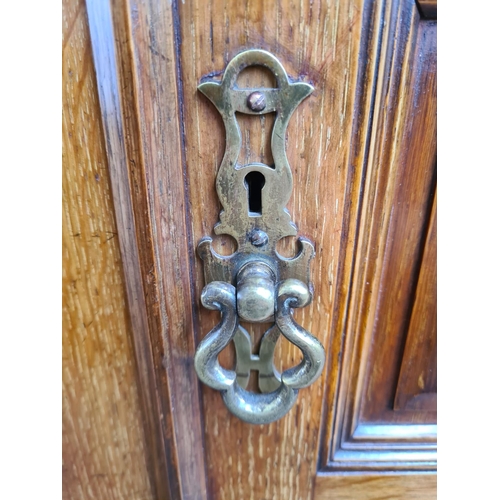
[63,0,436,498]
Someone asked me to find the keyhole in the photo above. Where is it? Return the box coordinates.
[244,171,265,215]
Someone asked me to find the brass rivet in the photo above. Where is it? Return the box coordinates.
[247,91,266,112]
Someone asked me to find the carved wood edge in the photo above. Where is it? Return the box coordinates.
[394,192,437,412]
[317,0,437,473]
[315,0,387,473]
[416,0,437,19]
[85,0,208,498]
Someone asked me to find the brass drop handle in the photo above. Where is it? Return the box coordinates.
[194,49,325,424]
[194,276,325,425]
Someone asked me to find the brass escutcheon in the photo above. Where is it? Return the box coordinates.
[193,49,325,424]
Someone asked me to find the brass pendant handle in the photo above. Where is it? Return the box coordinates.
[194,49,325,424]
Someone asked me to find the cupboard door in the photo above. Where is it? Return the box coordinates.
[84,0,437,498]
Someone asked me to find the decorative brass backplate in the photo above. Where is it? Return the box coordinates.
[194,49,325,424]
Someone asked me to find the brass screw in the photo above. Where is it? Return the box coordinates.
[247,91,266,112]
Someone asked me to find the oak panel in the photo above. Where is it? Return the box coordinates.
[319,0,437,473]
[357,15,437,425]
[62,0,154,497]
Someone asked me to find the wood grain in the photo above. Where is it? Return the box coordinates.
[62,0,154,498]
[86,0,210,497]
[314,473,437,500]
